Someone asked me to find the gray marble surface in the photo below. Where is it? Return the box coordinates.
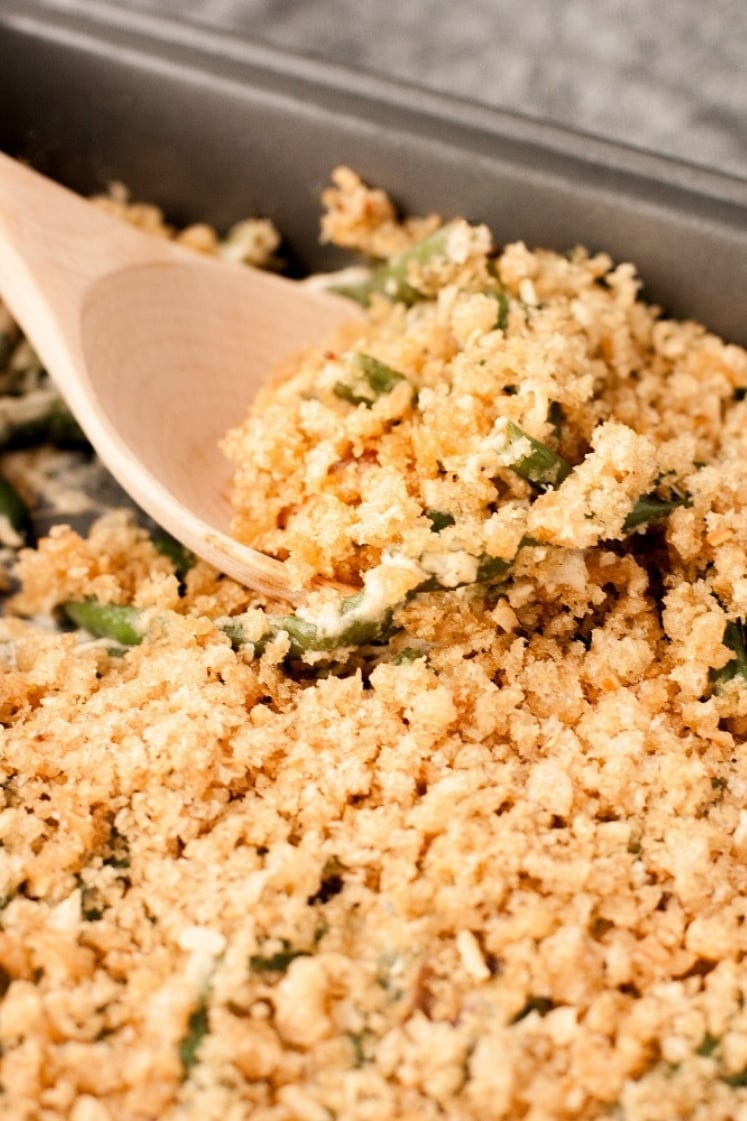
[127,0,747,180]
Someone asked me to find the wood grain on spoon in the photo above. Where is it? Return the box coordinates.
[0,152,361,600]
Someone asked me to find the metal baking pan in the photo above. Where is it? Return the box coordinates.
[1,0,746,350]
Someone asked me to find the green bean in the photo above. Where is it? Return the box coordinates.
[233,587,396,657]
[152,535,196,581]
[62,533,193,644]
[696,1033,720,1058]
[179,994,209,1073]
[548,401,564,437]
[330,221,463,307]
[500,421,572,490]
[249,943,310,973]
[63,542,193,644]
[710,620,747,687]
[273,611,390,656]
[503,422,690,534]
[64,518,530,658]
[61,462,690,662]
[227,604,391,658]
[63,600,146,646]
[475,551,516,583]
[391,646,427,665]
[333,353,410,407]
[622,491,690,532]
[417,546,520,595]
[488,288,510,331]
[511,996,555,1023]
[0,473,30,543]
[65,587,393,658]
[484,261,512,331]
[722,1067,747,1089]
[218,620,253,650]
[425,509,456,532]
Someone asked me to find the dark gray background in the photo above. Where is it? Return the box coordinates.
[124,0,746,181]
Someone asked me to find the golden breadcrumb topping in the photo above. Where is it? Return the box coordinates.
[2,169,747,1120]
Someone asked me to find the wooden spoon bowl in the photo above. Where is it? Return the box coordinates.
[0,153,359,600]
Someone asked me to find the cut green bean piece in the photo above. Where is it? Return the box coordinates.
[710,620,747,687]
[417,546,519,595]
[179,995,209,1073]
[227,599,391,658]
[475,552,515,583]
[481,265,511,330]
[63,536,523,660]
[488,289,510,331]
[353,353,407,394]
[623,491,690,533]
[273,614,336,655]
[274,589,394,657]
[391,646,427,665]
[331,222,462,307]
[249,943,310,973]
[332,383,361,405]
[152,535,196,580]
[0,473,30,542]
[503,423,689,531]
[333,383,364,406]
[65,581,394,660]
[426,509,456,532]
[511,995,555,1023]
[548,401,564,437]
[696,1033,720,1058]
[220,621,250,651]
[502,421,572,489]
[333,353,409,407]
[63,600,145,646]
[723,1068,747,1088]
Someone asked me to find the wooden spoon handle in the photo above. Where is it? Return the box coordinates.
[0,151,176,359]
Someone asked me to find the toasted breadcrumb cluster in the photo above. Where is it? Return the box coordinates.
[2,169,747,1120]
[91,181,283,268]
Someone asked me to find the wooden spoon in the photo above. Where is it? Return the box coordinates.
[0,152,360,601]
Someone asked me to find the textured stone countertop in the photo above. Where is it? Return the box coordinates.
[127,0,746,181]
